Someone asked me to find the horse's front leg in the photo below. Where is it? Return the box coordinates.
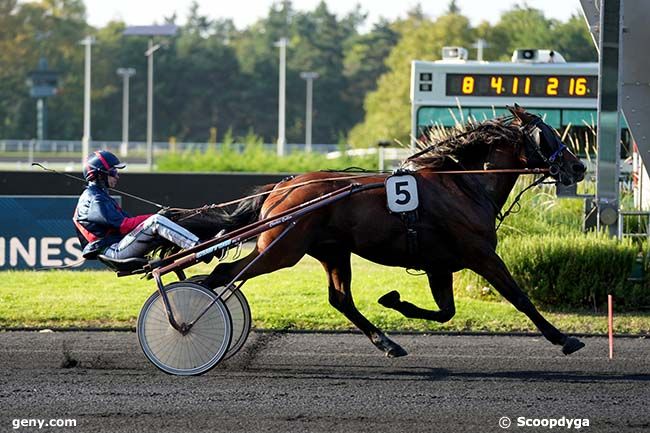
[378,269,456,323]
[469,246,584,355]
[318,251,407,358]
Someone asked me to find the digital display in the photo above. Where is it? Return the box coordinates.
[445,73,598,98]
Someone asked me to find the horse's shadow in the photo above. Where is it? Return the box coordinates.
[240,363,650,384]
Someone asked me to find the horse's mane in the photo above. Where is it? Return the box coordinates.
[406,115,524,169]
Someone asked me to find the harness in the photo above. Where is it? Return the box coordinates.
[520,115,567,175]
[385,169,421,259]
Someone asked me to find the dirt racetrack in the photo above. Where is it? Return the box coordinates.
[0,331,648,432]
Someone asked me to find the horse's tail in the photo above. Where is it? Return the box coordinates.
[160,183,275,239]
[223,183,274,229]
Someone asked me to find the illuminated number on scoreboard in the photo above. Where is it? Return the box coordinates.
[445,74,597,98]
[490,76,503,94]
[546,77,559,95]
[569,77,587,96]
[462,76,475,94]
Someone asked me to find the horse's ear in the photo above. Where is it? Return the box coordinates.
[507,104,531,123]
[507,104,521,120]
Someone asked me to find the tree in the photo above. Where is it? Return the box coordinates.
[348,10,475,147]
[551,13,597,62]
[0,0,87,139]
[343,19,399,131]
[489,5,557,61]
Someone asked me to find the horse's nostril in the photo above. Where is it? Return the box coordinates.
[573,163,586,173]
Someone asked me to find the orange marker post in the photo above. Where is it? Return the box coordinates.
[608,294,614,359]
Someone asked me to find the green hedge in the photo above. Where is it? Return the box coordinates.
[458,233,647,309]
[156,143,378,173]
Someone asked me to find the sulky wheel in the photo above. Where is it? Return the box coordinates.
[137,282,232,376]
[185,275,252,360]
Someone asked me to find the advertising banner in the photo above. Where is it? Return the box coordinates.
[0,196,120,270]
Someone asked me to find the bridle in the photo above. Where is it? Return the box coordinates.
[520,115,567,177]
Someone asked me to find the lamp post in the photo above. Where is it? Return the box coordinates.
[123,24,177,171]
[144,40,161,171]
[472,38,489,61]
[274,38,288,156]
[26,57,58,143]
[116,67,136,157]
[299,72,319,152]
[80,36,95,164]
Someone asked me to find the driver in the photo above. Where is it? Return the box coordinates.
[73,150,200,261]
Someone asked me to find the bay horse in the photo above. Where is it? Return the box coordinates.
[166,105,587,357]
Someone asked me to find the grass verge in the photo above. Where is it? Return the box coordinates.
[1,255,648,334]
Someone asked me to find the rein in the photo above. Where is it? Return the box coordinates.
[495,174,550,231]
[175,167,552,225]
[189,168,550,213]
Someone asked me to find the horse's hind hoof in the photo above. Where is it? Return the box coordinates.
[371,333,408,358]
[562,337,585,355]
[386,346,408,358]
[378,290,401,308]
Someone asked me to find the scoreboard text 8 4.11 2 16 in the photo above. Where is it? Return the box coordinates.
[445,73,598,98]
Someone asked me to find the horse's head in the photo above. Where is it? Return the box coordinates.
[508,104,586,186]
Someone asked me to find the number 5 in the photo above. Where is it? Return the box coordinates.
[394,181,411,205]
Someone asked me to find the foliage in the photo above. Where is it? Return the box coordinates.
[348,4,597,148]
[348,10,475,148]
[1,0,596,147]
[458,233,643,309]
[446,182,649,310]
[156,131,378,173]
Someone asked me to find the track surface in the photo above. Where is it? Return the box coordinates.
[0,331,648,433]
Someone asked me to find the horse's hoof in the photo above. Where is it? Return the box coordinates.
[562,337,585,355]
[386,345,408,358]
[378,290,401,308]
[371,333,407,358]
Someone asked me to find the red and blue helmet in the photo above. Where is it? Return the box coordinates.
[83,150,126,181]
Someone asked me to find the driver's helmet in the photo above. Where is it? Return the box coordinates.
[83,150,126,181]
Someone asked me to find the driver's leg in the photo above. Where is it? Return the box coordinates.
[103,214,198,259]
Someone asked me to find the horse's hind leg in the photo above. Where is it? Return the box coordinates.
[378,270,456,323]
[470,247,584,355]
[317,250,407,358]
[202,234,305,289]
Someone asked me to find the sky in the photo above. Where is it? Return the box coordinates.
[83,0,585,31]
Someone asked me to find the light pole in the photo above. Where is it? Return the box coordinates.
[145,40,161,171]
[299,72,319,152]
[274,38,288,156]
[472,38,488,61]
[116,67,135,157]
[123,24,177,171]
[80,36,95,164]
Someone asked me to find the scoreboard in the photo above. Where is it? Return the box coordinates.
[445,73,596,98]
[410,55,599,144]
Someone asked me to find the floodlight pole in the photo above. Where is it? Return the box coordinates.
[145,39,161,171]
[300,72,319,152]
[472,38,488,61]
[117,67,136,157]
[80,36,95,164]
[275,38,288,156]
